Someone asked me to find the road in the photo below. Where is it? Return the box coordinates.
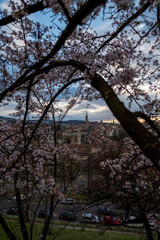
[0,196,130,227]
[0,197,144,236]
[0,197,102,220]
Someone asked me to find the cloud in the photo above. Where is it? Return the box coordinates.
[93,21,114,35]
[73,102,96,110]
[0,0,22,12]
[0,101,17,117]
[65,108,114,122]
[0,1,10,11]
[64,99,114,122]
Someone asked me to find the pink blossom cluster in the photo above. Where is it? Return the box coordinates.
[100,138,160,228]
[0,121,57,197]
[0,119,81,199]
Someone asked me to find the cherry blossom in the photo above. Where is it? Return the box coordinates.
[0,0,160,239]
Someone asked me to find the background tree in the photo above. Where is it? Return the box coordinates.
[0,121,56,240]
[85,138,160,240]
[0,118,83,240]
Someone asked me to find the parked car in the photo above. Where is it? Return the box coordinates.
[61,198,76,205]
[123,215,143,228]
[80,213,99,224]
[7,207,19,215]
[97,206,115,216]
[59,211,77,221]
[38,209,50,218]
[103,216,121,226]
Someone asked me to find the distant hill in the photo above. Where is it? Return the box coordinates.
[58,120,85,125]
[0,116,85,125]
[0,116,16,122]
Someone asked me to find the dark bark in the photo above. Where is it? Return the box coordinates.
[14,173,29,240]
[0,215,17,240]
[0,1,48,27]
[61,59,160,171]
[41,113,58,240]
[41,59,160,171]
[135,111,160,137]
[143,214,154,240]
[41,195,54,240]
[0,0,106,102]
[90,73,160,171]
[25,59,160,171]
[57,0,71,21]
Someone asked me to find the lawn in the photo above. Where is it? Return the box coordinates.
[48,228,139,240]
[0,222,140,240]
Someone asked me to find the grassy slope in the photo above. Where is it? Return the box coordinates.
[0,222,140,240]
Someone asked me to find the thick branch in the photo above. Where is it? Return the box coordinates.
[36,59,160,170]
[0,0,106,102]
[0,60,85,97]
[90,73,160,171]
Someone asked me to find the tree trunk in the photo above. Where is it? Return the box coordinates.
[41,195,54,240]
[143,214,154,240]
[41,116,57,240]
[14,173,29,240]
[0,215,17,240]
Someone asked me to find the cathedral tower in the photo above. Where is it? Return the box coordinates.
[85,112,89,130]
[85,112,89,124]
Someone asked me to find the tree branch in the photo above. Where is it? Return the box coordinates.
[26,58,160,170]
[0,60,85,102]
[0,77,84,179]
[90,73,160,171]
[96,0,150,53]
[0,1,48,27]
[134,111,160,137]
[57,0,71,21]
[22,79,33,135]
[0,0,106,102]
[133,21,158,49]
[14,172,29,240]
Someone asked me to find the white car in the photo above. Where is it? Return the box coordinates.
[61,198,76,205]
[80,213,99,224]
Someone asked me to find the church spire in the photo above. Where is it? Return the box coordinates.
[85,112,89,124]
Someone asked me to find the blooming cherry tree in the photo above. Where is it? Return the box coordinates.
[0,0,160,239]
[87,138,160,240]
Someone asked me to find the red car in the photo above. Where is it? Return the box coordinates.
[103,216,120,226]
[7,207,19,215]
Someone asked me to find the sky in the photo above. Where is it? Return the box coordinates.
[0,0,116,122]
[0,1,159,122]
